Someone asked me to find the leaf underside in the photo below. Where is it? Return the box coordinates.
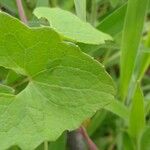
[0,12,115,150]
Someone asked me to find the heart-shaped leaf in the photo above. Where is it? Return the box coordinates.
[0,12,115,150]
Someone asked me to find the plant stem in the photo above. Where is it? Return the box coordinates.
[79,126,98,150]
[68,130,84,150]
[44,141,48,150]
[16,0,27,24]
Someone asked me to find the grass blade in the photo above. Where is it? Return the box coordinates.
[49,133,66,150]
[87,110,107,136]
[36,0,50,7]
[122,132,134,150]
[137,32,150,80]
[120,0,149,100]
[105,99,129,122]
[74,0,86,21]
[90,0,97,26]
[129,84,145,141]
[140,127,150,150]
[97,2,127,36]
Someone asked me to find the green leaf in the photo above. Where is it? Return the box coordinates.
[140,127,150,150]
[110,0,120,8]
[137,32,150,80]
[122,132,134,150]
[59,0,74,10]
[148,0,150,12]
[36,0,50,7]
[88,99,130,140]
[0,0,18,14]
[36,133,67,150]
[0,12,115,149]
[120,0,149,100]
[105,99,129,121]
[0,84,15,94]
[49,132,66,150]
[34,7,112,45]
[145,99,150,115]
[74,0,86,21]
[129,84,145,140]
[87,110,107,136]
[87,97,130,136]
[5,70,23,86]
[97,2,127,36]
[0,0,35,20]
[8,146,20,150]
[0,67,8,81]
[90,0,97,26]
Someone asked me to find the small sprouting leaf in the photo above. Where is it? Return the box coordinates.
[0,12,115,149]
[34,7,112,45]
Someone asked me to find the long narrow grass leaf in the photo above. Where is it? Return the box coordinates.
[74,0,86,21]
[129,84,145,140]
[120,0,149,100]
[97,3,127,36]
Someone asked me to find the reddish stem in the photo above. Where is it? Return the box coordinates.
[79,126,98,150]
[16,0,27,24]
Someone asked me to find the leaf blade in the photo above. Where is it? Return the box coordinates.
[74,0,86,21]
[129,84,145,139]
[140,127,150,150]
[120,0,149,100]
[34,7,112,45]
[0,12,115,150]
[105,99,129,121]
[97,2,127,36]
